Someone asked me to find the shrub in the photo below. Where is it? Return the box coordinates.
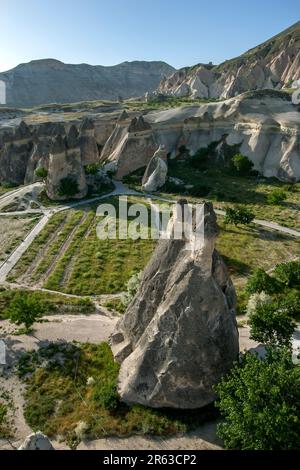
[35,167,48,179]
[246,291,272,316]
[190,148,209,169]
[57,177,79,197]
[163,180,185,193]
[248,302,296,348]
[267,189,287,205]
[93,380,120,411]
[245,268,282,295]
[274,261,300,288]
[84,164,100,175]
[231,153,254,175]
[276,290,300,319]
[215,348,300,450]
[224,206,255,226]
[121,271,142,307]
[5,292,47,331]
[188,184,211,197]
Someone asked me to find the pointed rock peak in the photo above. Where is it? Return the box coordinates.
[80,117,94,131]
[51,134,66,154]
[118,110,129,122]
[15,120,30,139]
[128,115,151,132]
[66,124,79,148]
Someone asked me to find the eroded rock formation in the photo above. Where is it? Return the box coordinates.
[110,202,239,409]
[18,431,54,450]
[46,128,87,200]
[142,144,168,192]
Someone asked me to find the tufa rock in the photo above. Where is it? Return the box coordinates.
[142,145,168,192]
[18,431,54,450]
[110,202,239,409]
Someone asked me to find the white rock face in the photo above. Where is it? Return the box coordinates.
[142,145,168,192]
[157,22,300,100]
[101,91,300,182]
[18,432,54,450]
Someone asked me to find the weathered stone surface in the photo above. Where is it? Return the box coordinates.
[18,431,54,450]
[142,145,168,191]
[157,21,300,100]
[110,202,239,409]
[46,134,87,200]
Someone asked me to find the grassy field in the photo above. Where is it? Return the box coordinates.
[18,342,216,446]
[162,160,300,230]
[0,215,40,263]
[8,198,156,296]
[0,288,95,319]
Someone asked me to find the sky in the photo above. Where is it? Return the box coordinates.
[0,0,299,72]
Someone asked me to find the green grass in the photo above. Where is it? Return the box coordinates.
[0,288,95,319]
[0,389,15,438]
[19,342,216,445]
[164,160,300,230]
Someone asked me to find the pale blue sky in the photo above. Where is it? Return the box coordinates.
[1,0,299,71]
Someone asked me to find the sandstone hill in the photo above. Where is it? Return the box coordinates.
[0,59,175,107]
[157,21,300,99]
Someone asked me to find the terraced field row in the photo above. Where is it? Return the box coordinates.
[8,199,156,296]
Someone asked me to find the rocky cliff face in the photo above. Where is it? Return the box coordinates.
[0,118,100,188]
[157,21,300,99]
[110,202,239,409]
[102,91,300,182]
[0,59,175,107]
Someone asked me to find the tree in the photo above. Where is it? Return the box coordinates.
[245,268,282,295]
[224,206,255,226]
[84,163,100,175]
[34,167,48,180]
[274,261,300,288]
[215,348,300,450]
[231,153,254,175]
[248,302,296,348]
[5,292,47,332]
[189,184,211,197]
[267,189,287,205]
[57,177,79,197]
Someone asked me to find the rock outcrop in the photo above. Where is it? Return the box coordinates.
[157,21,300,100]
[99,91,300,182]
[101,115,158,178]
[46,128,87,200]
[18,431,54,450]
[110,202,239,409]
[79,118,99,165]
[142,145,168,192]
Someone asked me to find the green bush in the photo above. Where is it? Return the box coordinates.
[274,261,300,288]
[5,291,47,331]
[84,164,101,175]
[277,290,300,319]
[188,184,211,197]
[224,206,255,226]
[245,268,282,295]
[249,302,296,348]
[57,177,79,197]
[215,348,300,450]
[267,189,287,205]
[35,167,48,179]
[190,148,209,169]
[231,153,254,175]
[93,380,120,411]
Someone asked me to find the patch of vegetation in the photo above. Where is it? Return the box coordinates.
[58,178,79,198]
[35,167,48,179]
[231,153,254,175]
[4,291,47,332]
[224,206,255,226]
[245,268,282,295]
[165,158,300,230]
[103,298,126,314]
[267,188,287,205]
[215,347,300,450]
[19,342,216,442]
[0,389,15,439]
[0,289,95,319]
[84,163,101,175]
